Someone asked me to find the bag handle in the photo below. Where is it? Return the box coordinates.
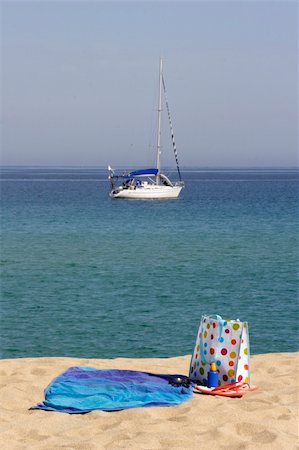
[204,314,225,342]
[200,315,225,365]
[207,314,223,321]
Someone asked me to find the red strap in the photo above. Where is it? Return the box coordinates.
[212,381,245,392]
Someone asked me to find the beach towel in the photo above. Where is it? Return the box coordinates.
[189,314,250,386]
[31,366,193,413]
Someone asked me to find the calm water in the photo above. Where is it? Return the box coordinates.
[1,167,298,359]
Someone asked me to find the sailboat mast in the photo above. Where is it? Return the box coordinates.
[156,58,163,185]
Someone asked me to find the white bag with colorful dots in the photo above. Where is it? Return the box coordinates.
[189,314,250,386]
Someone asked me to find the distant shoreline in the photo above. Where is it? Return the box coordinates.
[1,349,299,361]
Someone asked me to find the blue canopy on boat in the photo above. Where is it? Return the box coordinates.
[129,168,158,177]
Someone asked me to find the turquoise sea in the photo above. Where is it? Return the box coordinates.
[1,167,298,359]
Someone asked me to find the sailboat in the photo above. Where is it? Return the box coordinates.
[108,59,184,199]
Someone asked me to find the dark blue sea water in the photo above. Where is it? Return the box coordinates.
[1,167,298,359]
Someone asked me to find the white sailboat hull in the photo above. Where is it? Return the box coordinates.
[111,185,183,199]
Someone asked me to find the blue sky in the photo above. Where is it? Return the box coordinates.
[1,1,298,167]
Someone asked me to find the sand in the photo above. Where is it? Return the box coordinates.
[0,352,298,450]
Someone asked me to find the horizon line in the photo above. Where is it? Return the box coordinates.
[0,165,298,170]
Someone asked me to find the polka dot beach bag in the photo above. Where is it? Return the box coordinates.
[189,314,250,386]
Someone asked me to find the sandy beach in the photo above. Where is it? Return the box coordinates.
[0,352,298,449]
